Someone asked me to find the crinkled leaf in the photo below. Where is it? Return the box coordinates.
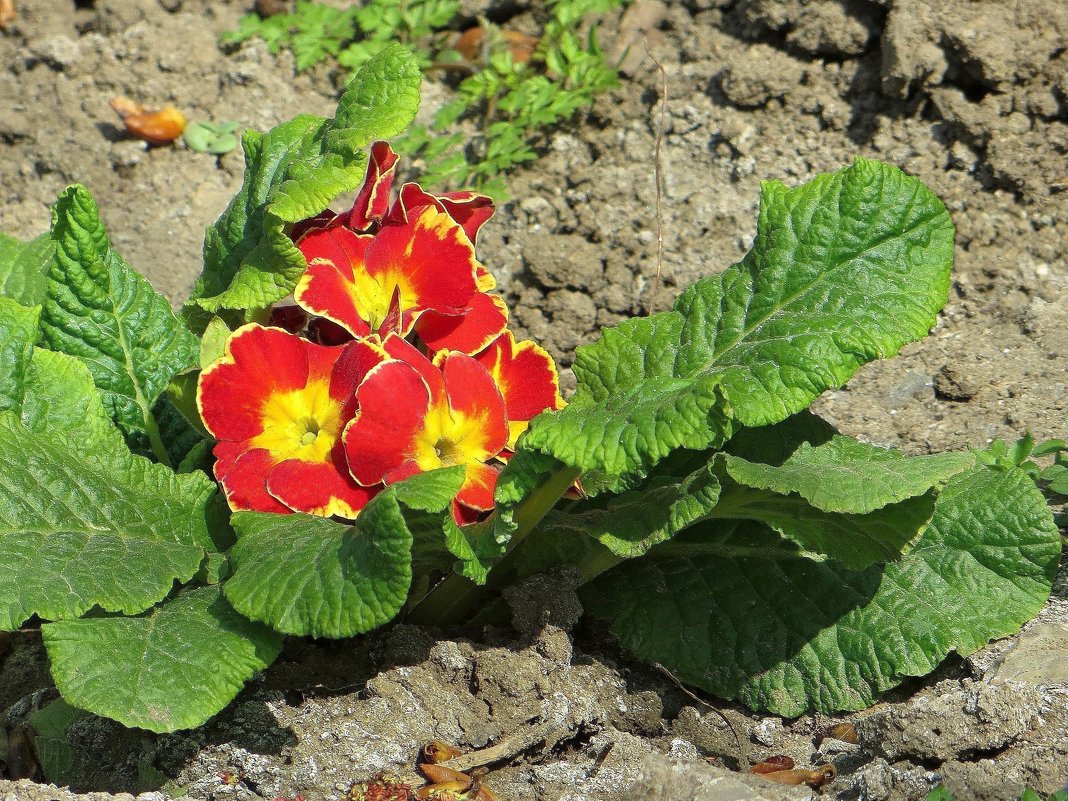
[710,484,936,569]
[187,45,421,316]
[0,297,39,413]
[720,436,974,515]
[225,468,463,638]
[538,461,721,560]
[39,185,199,445]
[586,466,1059,716]
[0,414,216,629]
[526,159,954,482]
[42,586,282,733]
[0,231,54,306]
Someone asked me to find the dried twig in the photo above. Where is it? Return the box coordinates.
[655,662,750,770]
[439,721,563,773]
[642,36,667,315]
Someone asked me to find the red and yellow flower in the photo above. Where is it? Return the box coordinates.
[343,335,509,521]
[197,325,387,518]
[291,141,507,356]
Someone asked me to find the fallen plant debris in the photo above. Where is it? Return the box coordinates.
[750,756,837,790]
[108,96,187,145]
[0,45,1060,764]
[0,0,14,30]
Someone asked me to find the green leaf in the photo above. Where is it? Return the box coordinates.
[0,231,54,306]
[0,414,216,629]
[0,297,40,413]
[225,468,463,638]
[710,485,936,570]
[187,44,421,317]
[539,459,721,561]
[720,436,974,515]
[526,160,954,482]
[42,586,283,733]
[28,699,91,787]
[586,465,1059,716]
[39,186,200,446]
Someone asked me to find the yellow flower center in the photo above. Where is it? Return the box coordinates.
[412,401,493,472]
[347,268,417,332]
[249,379,342,463]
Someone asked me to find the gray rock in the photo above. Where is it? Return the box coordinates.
[990,620,1068,685]
[628,756,814,800]
[27,36,81,70]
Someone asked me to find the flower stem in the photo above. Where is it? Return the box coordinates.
[405,464,581,627]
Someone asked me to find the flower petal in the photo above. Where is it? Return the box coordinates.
[294,227,375,338]
[416,291,509,356]
[198,324,311,442]
[343,360,433,486]
[395,183,495,245]
[382,333,446,401]
[267,445,380,518]
[456,460,499,511]
[213,441,292,515]
[338,140,399,232]
[439,351,509,461]
[473,330,565,446]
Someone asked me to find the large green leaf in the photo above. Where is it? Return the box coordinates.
[710,436,976,568]
[187,44,421,317]
[0,413,216,629]
[586,466,1059,716]
[526,159,954,482]
[225,468,463,638]
[0,231,53,306]
[720,436,974,515]
[39,186,199,448]
[42,586,283,733]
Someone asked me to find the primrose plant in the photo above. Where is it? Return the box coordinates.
[0,46,1060,734]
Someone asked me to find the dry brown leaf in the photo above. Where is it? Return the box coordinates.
[0,0,15,30]
[423,741,464,764]
[750,754,794,774]
[109,97,187,145]
[825,722,858,744]
[759,764,837,789]
[456,27,538,64]
[419,764,473,790]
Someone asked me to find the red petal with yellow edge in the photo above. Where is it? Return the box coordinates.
[338,141,399,232]
[267,446,380,518]
[382,333,446,400]
[439,352,509,461]
[198,325,311,442]
[330,337,389,401]
[343,360,432,487]
[394,183,495,245]
[362,205,480,331]
[213,441,291,515]
[474,330,564,426]
[416,292,508,356]
[456,461,499,511]
[294,227,375,338]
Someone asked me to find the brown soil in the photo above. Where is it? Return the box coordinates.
[1,1,1066,800]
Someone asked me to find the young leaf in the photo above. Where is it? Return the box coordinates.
[187,44,421,317]
[0,231,54,307]
[224,467,464,638]
[0,414,216,629]
[526,159,954,482]
[42,586,283,733]
[586,465,1059,716]
[39,186,199,447]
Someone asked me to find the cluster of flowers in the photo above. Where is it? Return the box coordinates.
[196,142,564,524]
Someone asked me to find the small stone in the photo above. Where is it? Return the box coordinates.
[991,621,1068,685]
[27,35,81,70]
